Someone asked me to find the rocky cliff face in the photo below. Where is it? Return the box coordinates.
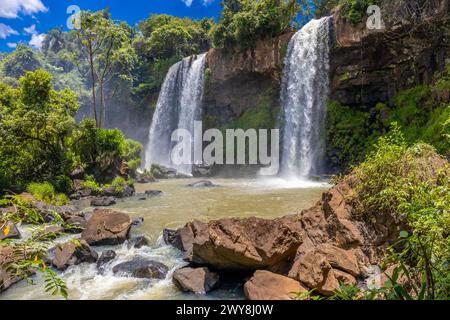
[202,32,294,128]
[330,0,450,107]
[202,1,450,125]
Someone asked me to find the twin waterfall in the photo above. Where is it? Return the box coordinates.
[280,17,331,178]
[145,17,331,178]
[144,53,207,175]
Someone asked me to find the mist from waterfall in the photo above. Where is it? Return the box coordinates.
[280,17,332,179]
[144,53,207,175]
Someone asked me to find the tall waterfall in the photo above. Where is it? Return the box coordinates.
[280,17,331,179]
[145,53,207,175]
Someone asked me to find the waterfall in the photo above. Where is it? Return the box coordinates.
[280,17,331,179]
[144,53,207,175]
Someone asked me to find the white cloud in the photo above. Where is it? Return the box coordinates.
[29,32,46,49]
[0,23,19,39]
[7,42,17,48]
[0,0,48,19]
[181,0,215,7]
[24,24,37,34]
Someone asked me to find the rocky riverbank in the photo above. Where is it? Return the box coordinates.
[0,191,152,293]
[162,175,387,299]
[2,143,448,299]
[0,178,322,298]
[160,146,449,300]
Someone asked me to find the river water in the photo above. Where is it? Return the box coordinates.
[0,178,328,300]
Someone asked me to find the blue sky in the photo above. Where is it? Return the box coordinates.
[0,0,223,52]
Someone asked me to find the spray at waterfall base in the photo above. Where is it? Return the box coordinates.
[149,121,281,176]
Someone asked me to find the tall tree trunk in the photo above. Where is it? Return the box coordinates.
[99,81,106,128]
[88,44,98,127]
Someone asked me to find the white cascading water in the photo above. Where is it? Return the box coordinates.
[145,53,207,175]
[280,17,331,179]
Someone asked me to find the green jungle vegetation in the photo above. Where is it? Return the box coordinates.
[1,0,450,300]
[326,66,450,172]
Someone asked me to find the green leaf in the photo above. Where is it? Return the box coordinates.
[399,231,409,238]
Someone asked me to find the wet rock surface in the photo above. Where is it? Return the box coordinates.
[97,250,117,273]
[244,270,306,300]
[52,240,98,270]
[81,209,132,246]
[174,216,302,271]
[187,180,219,188]
[64,215,87,234]
[167,172,415,297]
[128,236,150,249]
[144,190,163,197]
[0,221,21,240]
[112,259,168,279]
[152,166,177,179]
[131,217,144,227]
[172,267,220,294]
[90,197,117,207]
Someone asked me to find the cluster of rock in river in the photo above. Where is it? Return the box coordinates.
[1,176,403,299]
[162,175,404,299]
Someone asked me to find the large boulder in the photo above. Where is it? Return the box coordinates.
[0,221,21,240]
[288,250,340,296]
[244,270,306,300]
[57,205,81,221]
[112,259,168,279]
[172,267,220,294]
[316,244,360,277]
[172,216,302,271]
[81,209,132,246]
[334,269,357,286]
[163,221,201,252]
[282,175,379,296]
[52,240,98,270]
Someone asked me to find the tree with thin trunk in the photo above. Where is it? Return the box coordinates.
[73,10,134,128]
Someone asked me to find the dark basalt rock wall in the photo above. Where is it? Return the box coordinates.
[202,32,294,128]
[202,1,450,124]
[329,0,450,108]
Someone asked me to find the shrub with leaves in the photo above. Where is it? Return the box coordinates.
[210,0,300,50]
[1,239,68,299]
[26,182,69,206]
[347,126,450,299]
[0,195,45,225]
